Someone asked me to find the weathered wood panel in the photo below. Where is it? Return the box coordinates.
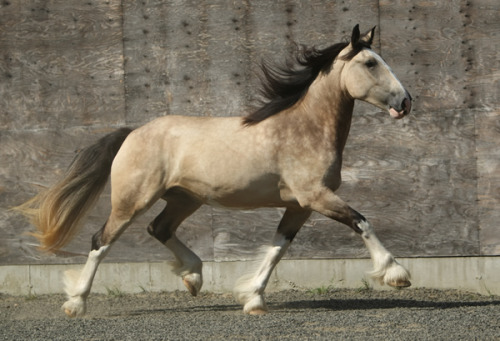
[464,0,500,109]
[0,0,127,264]
[0,1,126,130]
[1,0,499,265]
[463,0,500,255]
[0,128,121,264]
[379,1,468,112]
[477,110,500,255]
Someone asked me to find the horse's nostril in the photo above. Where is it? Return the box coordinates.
[402,97,412,113]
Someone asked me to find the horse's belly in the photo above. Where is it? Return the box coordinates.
[187,173,286,209]
[207,189,284,209]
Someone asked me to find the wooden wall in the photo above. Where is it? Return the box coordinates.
[0,0,498,265]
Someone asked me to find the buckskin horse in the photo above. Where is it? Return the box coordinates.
[16,25,412,317]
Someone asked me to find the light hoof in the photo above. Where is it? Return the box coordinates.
[64,308,77,318]
[61,298,86,318]
[382,262,411,289]
[248,308,268,315]
[182,273,203,297]
[242,294,268,315]
[388,279,412,288]
[183,278,198,296]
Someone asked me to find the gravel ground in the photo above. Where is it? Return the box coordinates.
[1,288,499,340]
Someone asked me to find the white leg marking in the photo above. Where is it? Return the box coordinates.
[165,235,203,296]
[62,245,110,317]
[357,220,411,287]
[234,234,290,314]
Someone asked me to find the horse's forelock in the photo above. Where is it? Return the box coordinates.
[340,40,372,62]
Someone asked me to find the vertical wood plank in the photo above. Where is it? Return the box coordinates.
[476,110,500,255]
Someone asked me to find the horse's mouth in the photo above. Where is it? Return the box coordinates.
[389,97,411,119]
[389,107,407,119]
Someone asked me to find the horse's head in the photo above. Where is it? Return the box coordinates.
[340,25,412,119]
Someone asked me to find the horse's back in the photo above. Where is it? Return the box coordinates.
[111,114,283,208]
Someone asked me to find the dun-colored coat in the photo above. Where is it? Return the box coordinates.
[15,25,412,317]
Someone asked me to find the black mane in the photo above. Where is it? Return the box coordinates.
[243,39,371,125]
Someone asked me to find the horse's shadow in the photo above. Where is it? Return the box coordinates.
[110,297,500,317]
[109,303,242,317]
[270,297,500,312]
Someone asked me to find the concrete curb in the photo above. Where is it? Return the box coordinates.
[1,257,499,296]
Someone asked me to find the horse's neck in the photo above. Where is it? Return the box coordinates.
[292,73,355,154]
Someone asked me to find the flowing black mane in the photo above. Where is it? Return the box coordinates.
[243,39,371,126]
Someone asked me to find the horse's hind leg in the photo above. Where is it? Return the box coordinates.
[147,192,203,296]
[61,212,133,317]
[234,207,311,315]
[62,186,162,317]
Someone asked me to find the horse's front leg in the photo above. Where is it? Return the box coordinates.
[307,190,411,288]
[234,208,311,315]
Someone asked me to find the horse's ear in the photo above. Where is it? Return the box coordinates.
[351,24,360,45]
[360,26,376,45]
[361,26,377,45]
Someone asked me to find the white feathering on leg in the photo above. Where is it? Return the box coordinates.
[357,220,411,287]
[61,245,110,317]
[234,236,291,314]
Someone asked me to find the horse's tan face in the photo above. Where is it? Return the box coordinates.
[341,48,412,119]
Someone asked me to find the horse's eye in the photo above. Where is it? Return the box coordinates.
[365,59,377,68]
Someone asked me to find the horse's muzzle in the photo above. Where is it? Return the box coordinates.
[389,92,412,119]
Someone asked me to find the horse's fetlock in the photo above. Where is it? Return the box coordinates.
[355,219,372,237]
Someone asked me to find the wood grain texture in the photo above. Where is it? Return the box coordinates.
[463,0,500,108]
[0,1,126,131]
[1,0,499,265]
[379,1,468,112]
[476,110,500,255]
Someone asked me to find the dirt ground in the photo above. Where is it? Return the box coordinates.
[1,288,499,340]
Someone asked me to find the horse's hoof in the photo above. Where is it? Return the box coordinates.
[61,299,86,318]
[388,279,411,288]
[242,295,268,315]
[183,278,198,296]
[64,308,77,318]
[248,308,268,315]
